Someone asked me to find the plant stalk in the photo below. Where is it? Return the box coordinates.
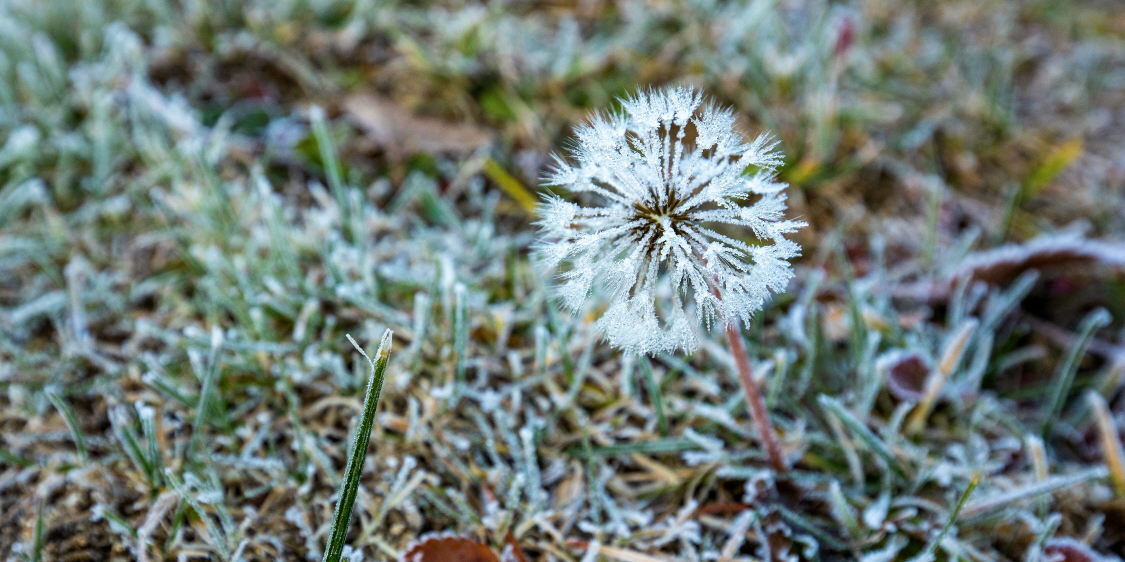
[704,273,787,473]
[725,321,787,473]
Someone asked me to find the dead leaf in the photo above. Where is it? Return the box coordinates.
[1041,536,1106,562]
[880,351,931,402]
[951,232,1125,287]
[820,303,849,343]
[400,533,499,562]
[890,232,1125,304]
[344,94,492,156]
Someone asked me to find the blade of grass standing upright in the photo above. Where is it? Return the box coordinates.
[45,386,89,462]
[1040,308,1110,438]
[818,394,908,482]
[639,356,668,437]
[309,105,351,240]
[323,330,394,562]
[909,473,980,562]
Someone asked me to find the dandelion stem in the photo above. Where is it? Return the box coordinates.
[704,266,787,474]
[725,321,787,473]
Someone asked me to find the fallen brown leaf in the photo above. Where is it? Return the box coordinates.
[1041,536,1107,562]
[881,351,931,402]
[951,232,1125,286]
[890,232,1125,304]
[344,94,493,156]
[400,533,499,562]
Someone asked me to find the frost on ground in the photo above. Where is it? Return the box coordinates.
[1,0,1125,561]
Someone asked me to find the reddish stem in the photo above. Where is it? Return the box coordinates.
[700,255,787,473]
[695,501,754,516]
[725,322,787,472]
[505,532,531,562]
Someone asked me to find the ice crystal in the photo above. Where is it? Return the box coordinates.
[536,86,805,354]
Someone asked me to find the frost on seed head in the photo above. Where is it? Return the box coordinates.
[535,85,805,355]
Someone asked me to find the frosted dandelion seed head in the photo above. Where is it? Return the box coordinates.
[535,86,806,355]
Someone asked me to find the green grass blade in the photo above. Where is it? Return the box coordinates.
[32,497,45,562]
[453,282,468,397]
[565,437,702,458]
[775,503,851,552]
[818,394,908,482]
[0,449,33,467]
[910,473,980,562]
[1040,308,1111,438]
[639,356,668,437]
[309,106,349,228]
[44,386,88,462]
[960,466,1108,518]
[190,327,224,459]
[323,330,394,562]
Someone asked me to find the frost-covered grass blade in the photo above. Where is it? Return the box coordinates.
[323,330,394,562]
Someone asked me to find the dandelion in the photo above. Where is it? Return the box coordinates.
[537,86,804,354]
[537,85,804,471]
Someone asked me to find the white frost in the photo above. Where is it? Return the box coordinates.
[536,86,805,354]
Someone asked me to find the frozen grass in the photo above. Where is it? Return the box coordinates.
[323,331,392,562]
[1,0,1124,560]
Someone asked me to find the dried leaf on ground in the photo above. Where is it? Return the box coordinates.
[951,233,1125,287]
[344,94,493,156]
[401,533,499,562]
[881,351,932,402]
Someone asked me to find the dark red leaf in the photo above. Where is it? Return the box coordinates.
[401,534,499,562]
